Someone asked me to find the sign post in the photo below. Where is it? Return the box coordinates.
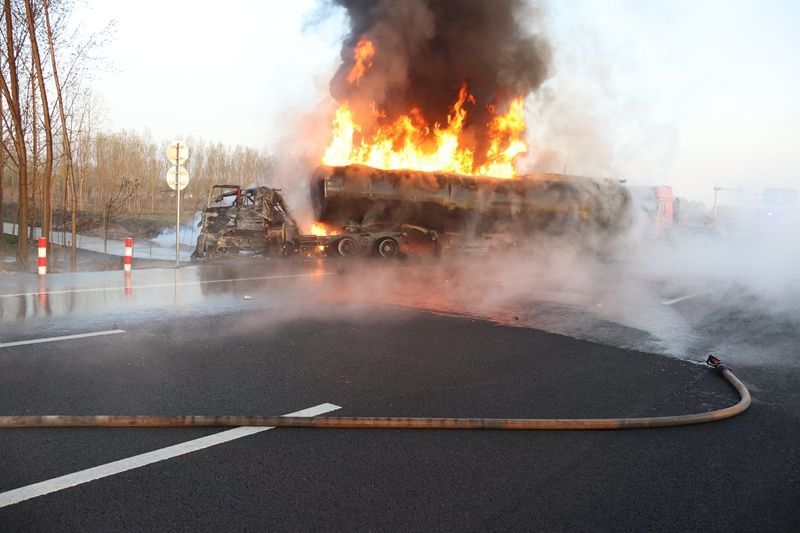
[166,142,190,267]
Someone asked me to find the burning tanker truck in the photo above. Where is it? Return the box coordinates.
[191,164,631,260]
[192,1,633,260]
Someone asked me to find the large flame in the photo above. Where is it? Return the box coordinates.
[323,40,527,179]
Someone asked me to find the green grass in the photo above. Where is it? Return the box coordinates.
[0,234,18,250]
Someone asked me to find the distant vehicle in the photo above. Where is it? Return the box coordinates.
[627,185,674,235]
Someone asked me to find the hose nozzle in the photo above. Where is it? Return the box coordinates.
[706,354,729,372]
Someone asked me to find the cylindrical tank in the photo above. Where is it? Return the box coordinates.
[311,164,631,236]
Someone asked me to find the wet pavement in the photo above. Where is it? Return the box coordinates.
[0,254,798,531]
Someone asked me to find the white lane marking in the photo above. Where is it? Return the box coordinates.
[0,402,341,508]
[0,330,126,349]
[661,286,720,306]
[0,272,333,299]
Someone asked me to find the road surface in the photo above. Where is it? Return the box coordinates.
[0,257,798,531]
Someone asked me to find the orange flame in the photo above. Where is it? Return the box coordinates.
[322,88,526,178]
[324,40,527,179]
[476,98,528,178]
[346,38,376,86]
[310,222,338,236]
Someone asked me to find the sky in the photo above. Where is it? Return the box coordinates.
[77,0,799,204]
[78,0,346,149]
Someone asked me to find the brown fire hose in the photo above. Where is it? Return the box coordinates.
[0,356,749,430]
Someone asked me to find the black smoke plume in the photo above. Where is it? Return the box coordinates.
[329,0,551,165]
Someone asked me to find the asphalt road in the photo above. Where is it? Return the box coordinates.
[0,257,798,531]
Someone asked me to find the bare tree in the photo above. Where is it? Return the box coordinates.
[25,0,53,251]
[1,0,29,267]
[42,0,76,267]
[101,175,137,255]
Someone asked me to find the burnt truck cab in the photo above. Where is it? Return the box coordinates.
[191,183,432,261]
[191,185,300,259]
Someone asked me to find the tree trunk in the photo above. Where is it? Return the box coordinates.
[102,206,109,255]
[30,57,38,241]
[0,101,4,234]
[2,0,29,268]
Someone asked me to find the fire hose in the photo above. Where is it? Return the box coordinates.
[0,355,749,430]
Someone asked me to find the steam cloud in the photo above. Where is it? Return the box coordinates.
[329,0,551,164]
[267,0,799,371]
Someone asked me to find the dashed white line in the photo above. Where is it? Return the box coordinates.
[0,402,341,508]
[661,286,720,306]
[0,272,333,299]
[0,329,126,349]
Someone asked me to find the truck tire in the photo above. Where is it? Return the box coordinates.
[337,236,358,257]
[376,237,399,258]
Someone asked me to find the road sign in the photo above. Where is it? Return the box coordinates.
[166,141,190,164]
[166,140,190,267]
[166,165,189,191]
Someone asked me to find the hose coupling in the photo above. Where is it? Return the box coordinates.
[706,354,729,372]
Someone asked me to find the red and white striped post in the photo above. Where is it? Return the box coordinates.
[124,237,133,272]
[37,237,47,275]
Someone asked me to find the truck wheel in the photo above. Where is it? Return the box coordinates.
[337,236,358,257]
[376,237,399,258]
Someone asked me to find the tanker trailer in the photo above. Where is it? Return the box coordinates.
[311,164,632,253]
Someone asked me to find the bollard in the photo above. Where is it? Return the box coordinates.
[37,237,47,275]
[124,271,133,298]
[124,237,133,272]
